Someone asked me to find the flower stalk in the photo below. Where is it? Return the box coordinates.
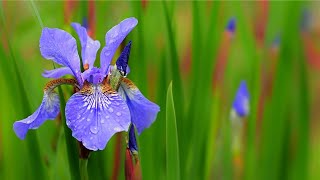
[79,158,89,180]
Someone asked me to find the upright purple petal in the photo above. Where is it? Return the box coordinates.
[71,23,101,69]
[232,81,250,117]
[13,92,60,139]
[118,78,160,134]
[100,17,138,74]
[65,82,131,151]
[40,28,82,85]
[42,67,73,79]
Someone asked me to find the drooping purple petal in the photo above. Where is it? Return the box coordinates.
[232,81,250,117]
[81,67,105,84]
[100,17,138,74]
[118,78,160,134]
[116,41,131,76]
[65,82,131,151]
[40,28,82,85]
[128,124,138,153]
[71,23,100,69]
[13,92,60,139]
[42,67,73,79]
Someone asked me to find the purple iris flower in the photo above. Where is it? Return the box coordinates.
[13,17,160,151]
[232,81,250,118]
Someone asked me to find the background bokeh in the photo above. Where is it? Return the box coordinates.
[0,1,320,180]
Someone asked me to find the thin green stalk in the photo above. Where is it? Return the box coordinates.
[80,159,89,180]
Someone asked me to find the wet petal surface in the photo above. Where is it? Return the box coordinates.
[100,17,138,74]
[65,82,131,150]
[118,78,160,134]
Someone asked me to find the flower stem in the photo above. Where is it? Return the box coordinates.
[79,159,89,180]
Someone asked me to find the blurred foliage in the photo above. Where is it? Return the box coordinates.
[0,1,319,180]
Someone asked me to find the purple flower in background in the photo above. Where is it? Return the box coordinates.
[13,17,160,151]
[232,81,250,118]
[226,17,236,34]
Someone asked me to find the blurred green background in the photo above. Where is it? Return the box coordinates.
[0,1,320,180]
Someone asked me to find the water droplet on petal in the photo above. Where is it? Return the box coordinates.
[116,112,121,116]
[87,118,91,122]
[114,127,121,131]
[105,51,110,57]
[101,119,105,124]
[108,107,114,113]
[90,126,99,134]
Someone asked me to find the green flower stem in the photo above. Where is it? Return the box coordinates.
[80,159,89,180]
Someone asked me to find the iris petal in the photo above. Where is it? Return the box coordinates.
[71,23,101,69]
[40,28,82,85]
[42,67,73,79]
[81,67,105,84]
[65,83,131,151]
[13,92,60,139]
[100,17,138,74]
[118,78,160,134]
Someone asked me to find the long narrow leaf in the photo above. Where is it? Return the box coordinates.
[166,82,180,180]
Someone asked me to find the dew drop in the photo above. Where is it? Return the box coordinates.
[109,39,115,44]
[87,118,91,122]
[101,119,105,124]
[116,112,121,116]
[106,115,110,119]
[108,107,114,113]
[105,51,110,57]
[90,126,99,134]
[114,127,121,131]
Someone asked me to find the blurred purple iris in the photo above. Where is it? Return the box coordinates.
[232,81,250,118]
[13,17,160,151]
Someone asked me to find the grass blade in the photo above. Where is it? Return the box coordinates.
[166,82,180,180]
